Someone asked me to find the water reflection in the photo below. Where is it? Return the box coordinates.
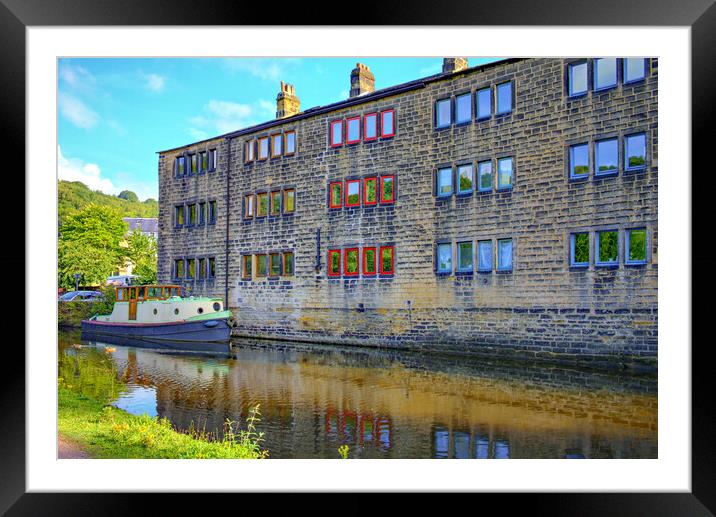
[58,330,657,459]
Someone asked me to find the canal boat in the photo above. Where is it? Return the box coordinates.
[81,285,233,352]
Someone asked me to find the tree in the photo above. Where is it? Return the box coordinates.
[117,190,139,203]
[125,229,158,284]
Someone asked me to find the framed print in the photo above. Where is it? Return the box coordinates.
[5,0,715,513]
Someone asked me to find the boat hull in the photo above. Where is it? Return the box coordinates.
[81,318,231,353]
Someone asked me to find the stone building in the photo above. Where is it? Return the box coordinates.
[157,57,658,366]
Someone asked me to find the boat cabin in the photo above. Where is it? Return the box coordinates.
[116,285,181,302]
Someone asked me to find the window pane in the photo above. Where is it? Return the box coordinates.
[347,118,360,142]
[284,252,294,275]
[365,115,377,139]
[478,241,493,271]
[457,164,473,193]
[270,254,281,276]
[596,139,618,174]
[187,259,195,278]
[331,122,342,145]
[330,183,342,207]
[569,62,588,95]
[625,133,646,169]
[437,243,452,272]
[243,256,252,278]
[272,135,282,155]
[497,239,513,270]
[201,152,208,171]
[381,177,394,202]
[381,111,394,136]
[624,58,646,82]
[209,258,215,277]
[188,204,196,225]
[477,88,492,119]
[436,99,451,127]
[190,154,197,173]
[271,191,281,214]
[286,132,296,154]
[284,190,295,212]
[257,255,267,276]
[381,247,393,273]
[594,58,617,89]
[628,229,647,262]
[458,241,473,271]
[329,251,340,275]
[257,193,268,216]
[598,231,618,263]
[437,167,453,196]
[570,144,589,177]
[365,178,377,203]
[176,206,184,225]
[496,82,512,114]
[364,249,376,274]
[259,138,269,158]
[346,249,358,274]
[456,94,472,123]
[478,161,493,191]
[245,194,253,217]
[346,181,360,205]
[177,157,185,175]
[572,233,589,264]
[497,157,513,189]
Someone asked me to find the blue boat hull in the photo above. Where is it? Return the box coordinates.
[81,318,231,353]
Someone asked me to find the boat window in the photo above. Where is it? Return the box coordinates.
[171,287,180,297]
[117,288,126,301]
[137,287,146,300]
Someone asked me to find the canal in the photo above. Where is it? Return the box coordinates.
[58,329,657,459]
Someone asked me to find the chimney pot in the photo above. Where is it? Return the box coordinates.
[276,81,300,119]
[350,62,375,98]
[442,57,469,74]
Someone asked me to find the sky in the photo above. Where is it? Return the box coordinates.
[57,57,500,201]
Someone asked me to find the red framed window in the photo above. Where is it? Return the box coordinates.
[346,116,361,144]
[364,177,377,205]
[380,175,395,203]
[330,120,344,147]
[329,181,343,209]
[344,248,359,276]
[363,247,377,275]
[379,246,394,274]
[328,249,341,277]
[364,113,378,141]
[345,179,361,207]
[381,109,395,138]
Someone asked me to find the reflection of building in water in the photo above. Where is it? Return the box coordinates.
[325,407,393,451]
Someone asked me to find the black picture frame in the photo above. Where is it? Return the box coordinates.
[3,0,713,513]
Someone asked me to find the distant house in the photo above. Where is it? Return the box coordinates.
[123,217,158,240]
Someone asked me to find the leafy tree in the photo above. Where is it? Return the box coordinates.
[118,190,139,203]
[58,181,158,226]
[125,230,158,284]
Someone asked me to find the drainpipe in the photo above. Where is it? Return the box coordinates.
[224,137,232,309]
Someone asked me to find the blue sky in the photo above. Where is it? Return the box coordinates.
[58,57,500,201]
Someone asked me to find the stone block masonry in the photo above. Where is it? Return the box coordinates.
[157,58,658,369]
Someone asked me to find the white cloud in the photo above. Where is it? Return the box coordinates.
[59,63,97,94]
[221,58,301,82]
[189,98,276,136]
[143,73,166,93]
[418,63,442,76]
[58,92,99,129]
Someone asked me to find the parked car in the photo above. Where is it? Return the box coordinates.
[106,274,138,286]
[58,290,105,302]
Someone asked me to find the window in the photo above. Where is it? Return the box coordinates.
[625,133,646,170]
[363,247,377,275]
[271,133,282,158]
[596,230,618,265]
[187,258,195,279]
[209,149,217,171]
[436,98,451,128]
[330,120,343,147]
[242,255,252,279]
[497,157,513,189]
[329,182,342,209]
[208,257,216,278]
[209,200,217,224]
[478,160,493,192]
[364,177,377,205]
[624,58,646,83]
[497,238,513,271]
[477,240,493,272]
[457,164,474,194]
[379,246,394,274]
[199,202,206,225]
[257,193,268,217]
[328,249,341,277]
[189,153,197,175]
[569,143,590,178]
[284,131,296,155]
[496,82,513,115]
[626,228,647,265]
[344,248,359,276]
[595,138,618,175]
[269,253,281,276]
[244,141,254,163]
[283,252,294,276]
[345,180,361,207]
[175,156,186,176]
[570,232,590,267]
[594,57,617,90]
[380,176,395,203]
[364,113,378,141]
[457,241,473,272]
[437,167,453,197]
[381,109,395,138]
[188,203,197,226]
[199,151,208,173]
[174,259,184,279]
[244,194,254,219]
[436,243,452,273]
[456,93,472,124]
[476,87,492,120]
[175,205,185,226]
[568,61,588,96]
[346,116,361,144]
[258,137,269,160]
[270,191,281,216]
[256,254,268,277]
[283,189,295,213]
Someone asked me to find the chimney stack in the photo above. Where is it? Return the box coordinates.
[349,63,375,98]
[442,57,469,74]
[276,81,300,119]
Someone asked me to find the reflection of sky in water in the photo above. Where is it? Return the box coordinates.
[434,428,449,458]
[453,432,471,459]
[113,385,158,417]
